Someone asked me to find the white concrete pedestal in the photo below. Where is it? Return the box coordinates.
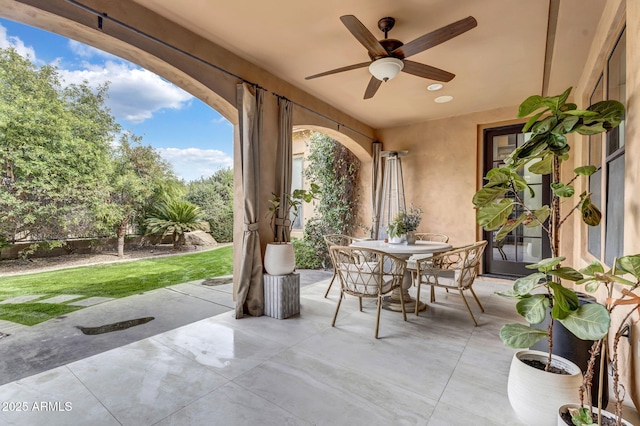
[263,273,300,319]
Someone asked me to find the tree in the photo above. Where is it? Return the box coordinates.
[104,133,178,256]
[144,199,207,250]
[0,47,116,242]
[185,168,233,242]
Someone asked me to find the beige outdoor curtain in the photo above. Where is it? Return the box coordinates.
[273,98,293,243]
[235,83,264,318]
[371,141,383,240]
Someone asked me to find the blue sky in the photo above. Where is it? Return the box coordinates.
[0,18,233,182]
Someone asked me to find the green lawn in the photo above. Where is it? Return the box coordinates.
[0,245,233,326]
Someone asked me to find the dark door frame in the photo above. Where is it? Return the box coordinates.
[481,124,552,278]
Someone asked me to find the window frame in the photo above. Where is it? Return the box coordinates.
[584,27,626,265]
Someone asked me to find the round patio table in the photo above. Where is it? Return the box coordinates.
[349,239,452,312]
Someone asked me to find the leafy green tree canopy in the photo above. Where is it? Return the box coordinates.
[0,47,116,241]
[186,168,233,243]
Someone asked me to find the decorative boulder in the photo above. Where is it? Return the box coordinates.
[184,230,217,246]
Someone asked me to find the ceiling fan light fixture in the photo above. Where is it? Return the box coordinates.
[369,57,404,82]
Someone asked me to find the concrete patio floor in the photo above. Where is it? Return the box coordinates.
[0,273,638,425]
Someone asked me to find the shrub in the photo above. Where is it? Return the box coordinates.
[292,237,322,269]
[302,132,360,268]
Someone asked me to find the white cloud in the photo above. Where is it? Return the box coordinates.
[59,61,193,123]
[212,116,231,125]
[0,23,36,60]
[67,39,118,60]
[156,147,233,182]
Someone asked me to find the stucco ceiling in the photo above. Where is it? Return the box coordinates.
[132,0,605,129]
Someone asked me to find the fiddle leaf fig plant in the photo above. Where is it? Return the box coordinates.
[473,87,625,371]
[267,183,320,243]
[573,255,640,425]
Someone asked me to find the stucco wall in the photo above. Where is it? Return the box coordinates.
[376,106,518,247]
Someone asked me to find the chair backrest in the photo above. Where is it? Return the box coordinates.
[329,246,406,296]
[432,241,487,288]
[415,233,450,243]
[324,234,355,247]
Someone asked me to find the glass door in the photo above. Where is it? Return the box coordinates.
[482,125,552,277]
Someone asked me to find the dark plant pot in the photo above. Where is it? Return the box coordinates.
[531,293,608,408]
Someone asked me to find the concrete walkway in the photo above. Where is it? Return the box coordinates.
[0,270,333,385]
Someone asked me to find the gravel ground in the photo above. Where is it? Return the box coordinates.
[0,244,228,277]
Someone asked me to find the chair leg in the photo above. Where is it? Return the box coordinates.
[415,282,422,316]
[470,286,485,312]
[358,296,363,312]
[399,289,407,322]
[331,290,344,327]
[375,295,382,339]
[324,273,336,298]
[459,289,478,326]
[430,285,436,303]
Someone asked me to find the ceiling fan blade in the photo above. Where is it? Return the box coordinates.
[305,62,370,80]
[393,16,477,58]
[364,76,382,99]
[340,15,388,58]
[402,60,455,82]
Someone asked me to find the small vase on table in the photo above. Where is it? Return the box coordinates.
[406,231,417,245]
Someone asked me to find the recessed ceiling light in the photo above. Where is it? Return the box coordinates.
[434,95,453,103]
[427,83,443,91]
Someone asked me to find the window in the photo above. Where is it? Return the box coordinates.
[586,28,625,264]
[291,156,304,229]
[587,76,603,258]
[604,29,625,265]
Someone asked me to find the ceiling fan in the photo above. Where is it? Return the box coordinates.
[305,15,477,99]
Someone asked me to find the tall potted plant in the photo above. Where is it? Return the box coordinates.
[264,183,319,275]
[472,87,625,425]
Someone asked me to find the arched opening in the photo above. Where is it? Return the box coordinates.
[0,11,239,383]
[0,0,379,385]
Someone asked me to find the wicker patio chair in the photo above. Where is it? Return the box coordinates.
[415,233,450,243]
[407,233,450,285]
[329,245,407,338]
[414,240,487,326]
[323,234,357,298]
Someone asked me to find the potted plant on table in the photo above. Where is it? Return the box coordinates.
[387,205,422,244]
[264,183,320,275]
[472,87,625,425]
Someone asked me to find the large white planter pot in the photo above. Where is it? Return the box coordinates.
[508,350,583,426]
[264,242,295,276]
[557,403,633,426]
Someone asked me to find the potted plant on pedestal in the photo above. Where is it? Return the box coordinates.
[264,183,319,275]
[472,87,625,425]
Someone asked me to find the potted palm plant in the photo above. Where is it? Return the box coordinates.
[264,183,319,275]
[144,199,208,250]
[472,87,625,425]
